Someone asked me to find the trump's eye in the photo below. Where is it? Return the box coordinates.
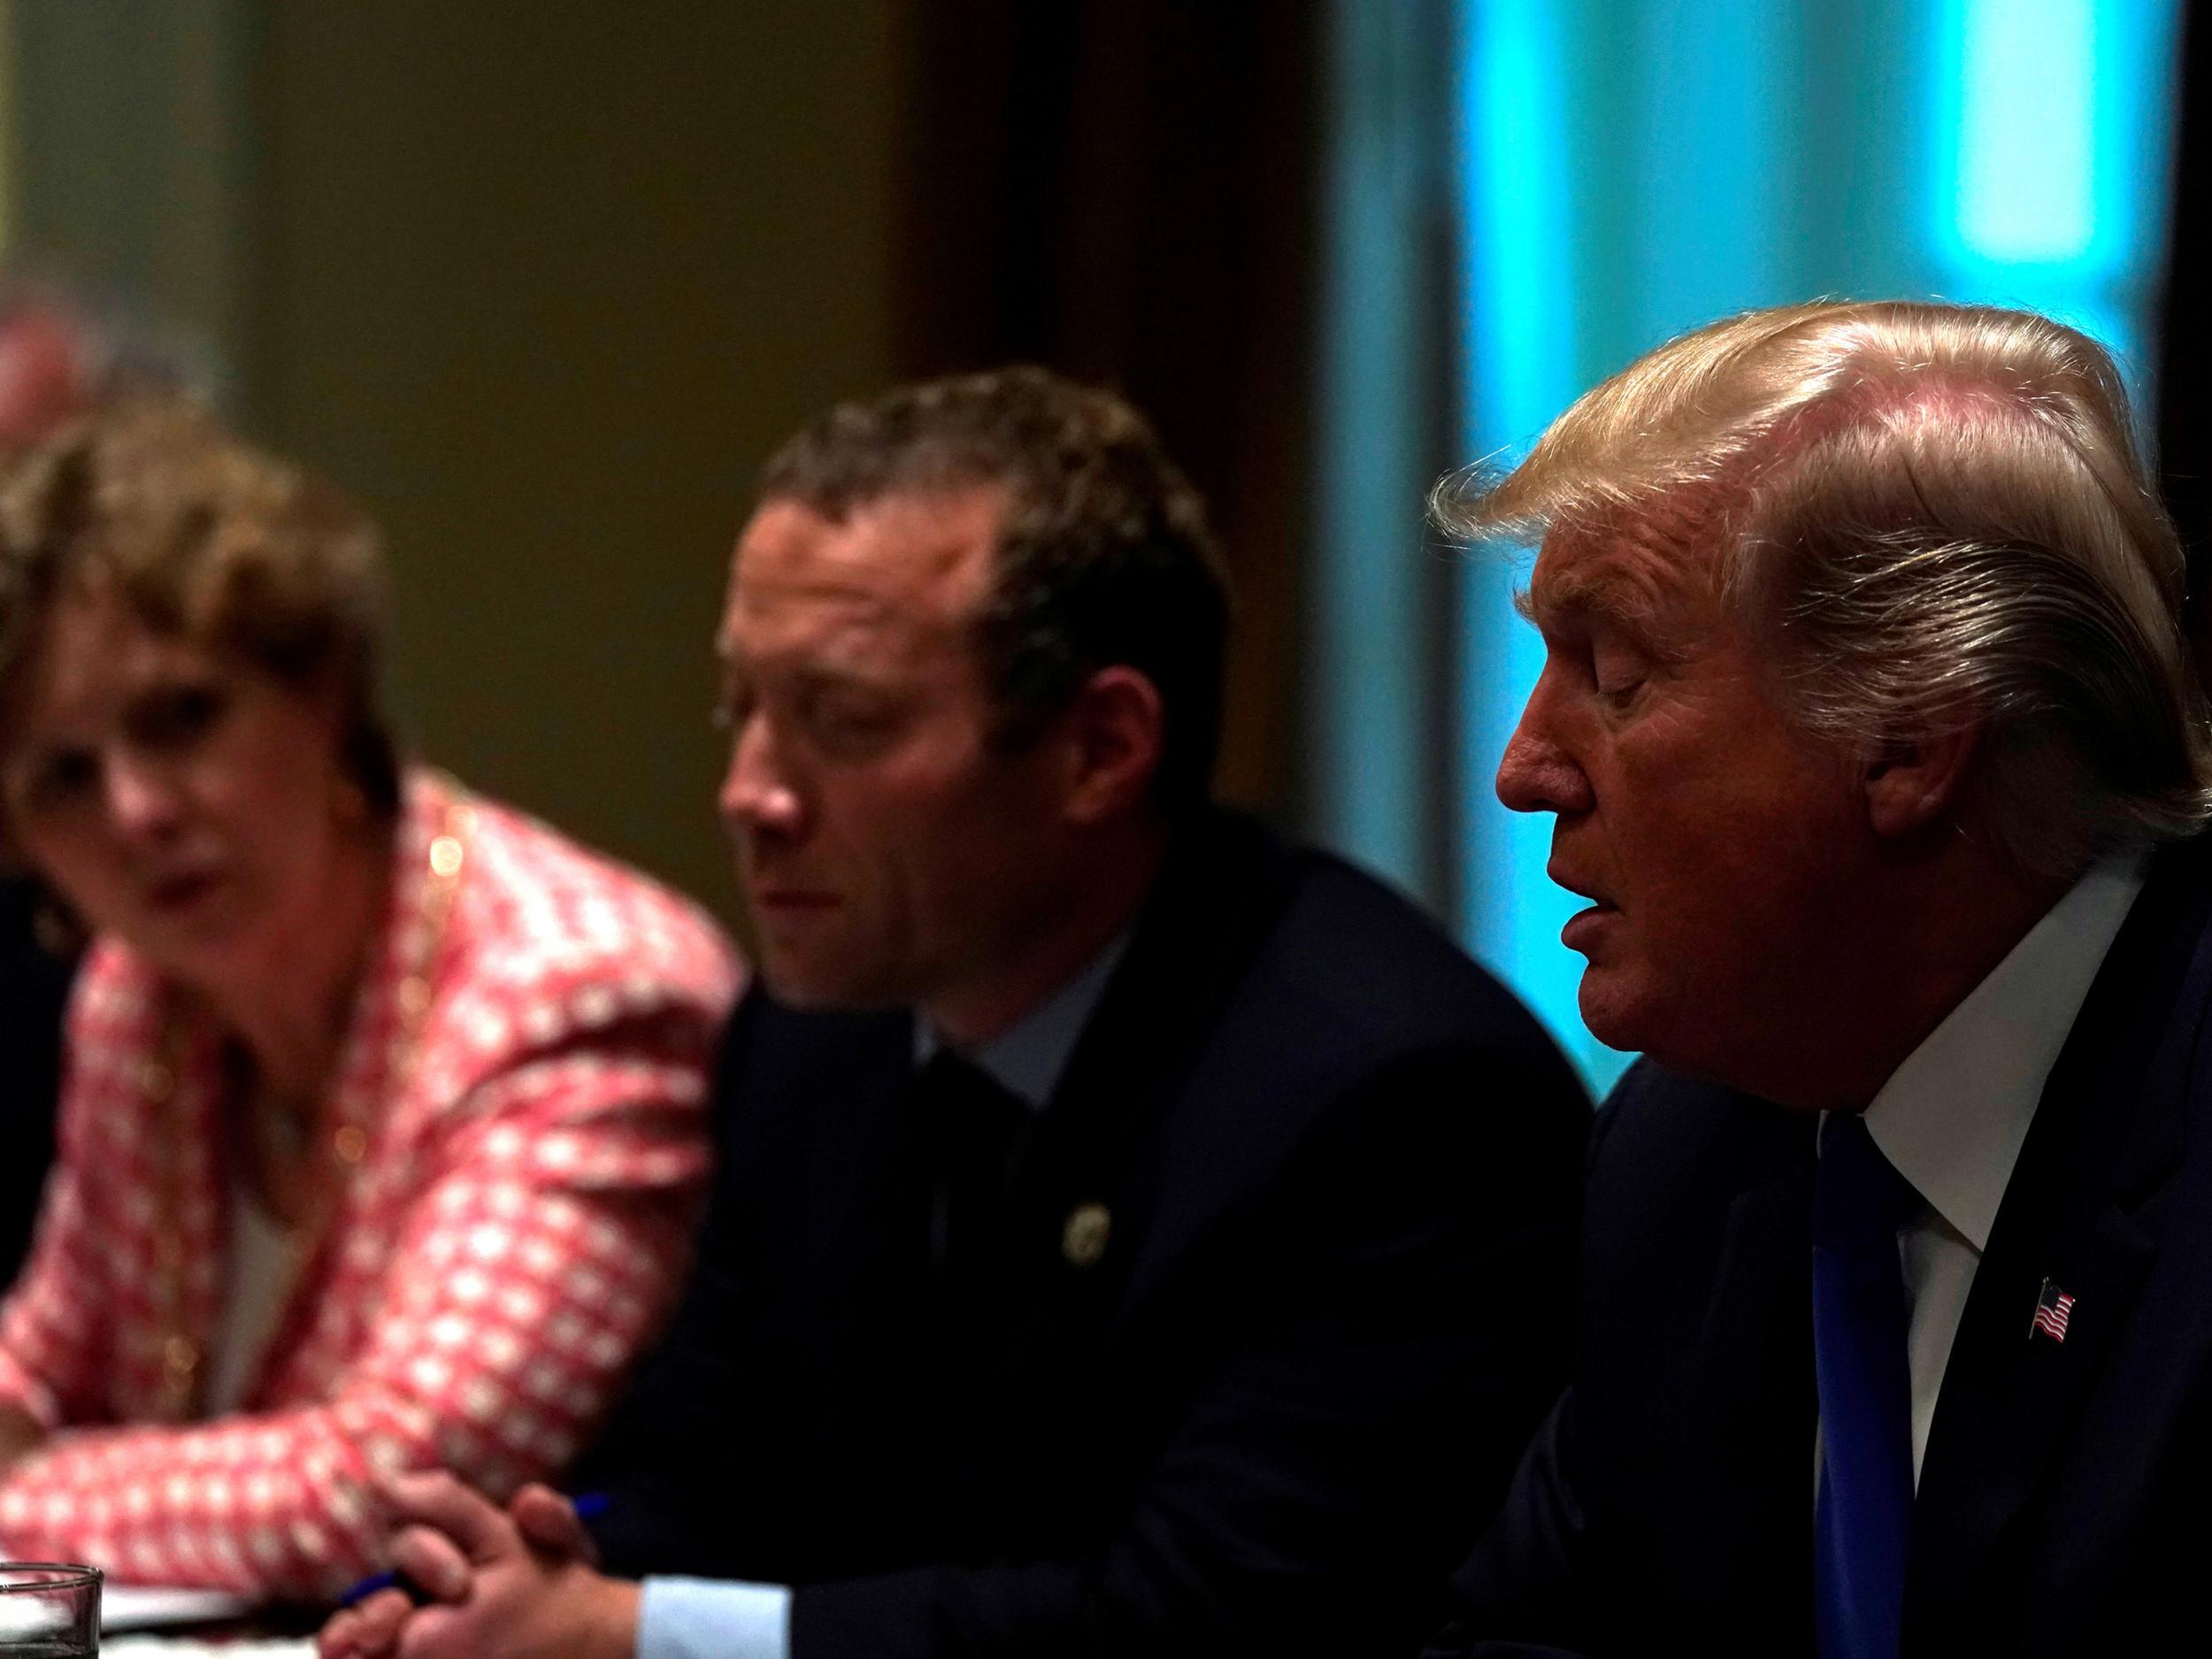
[1590,635,1649,708]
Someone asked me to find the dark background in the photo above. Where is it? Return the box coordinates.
[6,2,2204,931]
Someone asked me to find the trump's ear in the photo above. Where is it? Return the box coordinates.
[1059,665,1165,826]
[1862,723,1981,839]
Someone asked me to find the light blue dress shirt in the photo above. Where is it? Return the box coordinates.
[634,937,1129,1659]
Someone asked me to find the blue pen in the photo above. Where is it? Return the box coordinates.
[338,1492,610,1609]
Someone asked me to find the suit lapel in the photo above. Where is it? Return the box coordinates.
[1004,811,1288,1330]
[1906,845,2212,1632]
[1673,1110,1817,1619]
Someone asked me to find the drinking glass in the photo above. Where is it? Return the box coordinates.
[0,1565,99,1655]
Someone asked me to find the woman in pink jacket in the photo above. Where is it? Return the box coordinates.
[0,397,740,1599]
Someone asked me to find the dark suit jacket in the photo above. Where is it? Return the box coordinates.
[1430,834,2212,1657]
[580,810,1590,1658]
[0,879,71,1288]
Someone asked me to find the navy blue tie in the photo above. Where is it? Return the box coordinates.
[1813,1112,1917,1659]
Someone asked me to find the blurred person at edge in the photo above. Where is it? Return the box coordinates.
[0,282,204,1286]
[319,366,1590,1659]
[1422,300,2212,1657]
[0,279,205,451]
[0,396,741,1600]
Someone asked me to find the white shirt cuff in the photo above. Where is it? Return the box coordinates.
[636,1576,791,1659]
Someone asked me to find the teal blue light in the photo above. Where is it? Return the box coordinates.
[1459,0,1576,443]
[1455,0,1595,1084]
[1933,0,2182,407]
[1311,5,1462,895]
[1947,0,2100,266]
[1624,0,1794,346]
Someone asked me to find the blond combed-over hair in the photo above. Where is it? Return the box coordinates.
[1435,298,2212,876]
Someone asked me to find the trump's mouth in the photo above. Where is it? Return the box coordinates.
[1560,901,1619,953]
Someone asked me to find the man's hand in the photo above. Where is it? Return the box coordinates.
[511,1481,602,1563]
[316,1472,639,1659]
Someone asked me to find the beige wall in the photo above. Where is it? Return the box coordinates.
[4,2,900,918]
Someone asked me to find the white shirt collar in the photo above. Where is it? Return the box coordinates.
[1861,854,2148,1252]
[914,932,1133,1110]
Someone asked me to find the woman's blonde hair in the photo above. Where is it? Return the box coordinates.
[1436,299,2212,875]
[0,396,396,813]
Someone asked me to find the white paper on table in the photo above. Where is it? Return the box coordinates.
[104,1640,311,1657]
[99,1583,258,1632]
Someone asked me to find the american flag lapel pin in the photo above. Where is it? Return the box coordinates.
[2030,1277,2077,1344]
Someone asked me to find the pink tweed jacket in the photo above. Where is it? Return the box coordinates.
[0,771,741,1599]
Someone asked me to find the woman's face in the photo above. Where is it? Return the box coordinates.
[0,584,362,990]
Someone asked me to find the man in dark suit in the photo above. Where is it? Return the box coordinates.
[1422,299,2212,1658]
[322,367,1588,1659]
[0,877,66,1284]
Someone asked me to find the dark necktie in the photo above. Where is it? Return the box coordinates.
[1813,1111,1918,1659]
[908,1049,1033,1284]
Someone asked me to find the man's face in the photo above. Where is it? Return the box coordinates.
[1495,515,1870,1079]
[717,487,1075,1015]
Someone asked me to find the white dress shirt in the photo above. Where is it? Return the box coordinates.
[635,937,1129,1659]
[204,1176,311,1417]
[1846,853,2146,1486]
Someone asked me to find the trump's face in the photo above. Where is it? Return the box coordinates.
[1495,517,1870,1081]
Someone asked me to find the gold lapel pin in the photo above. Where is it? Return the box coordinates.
[1061,1202,1112,1269]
